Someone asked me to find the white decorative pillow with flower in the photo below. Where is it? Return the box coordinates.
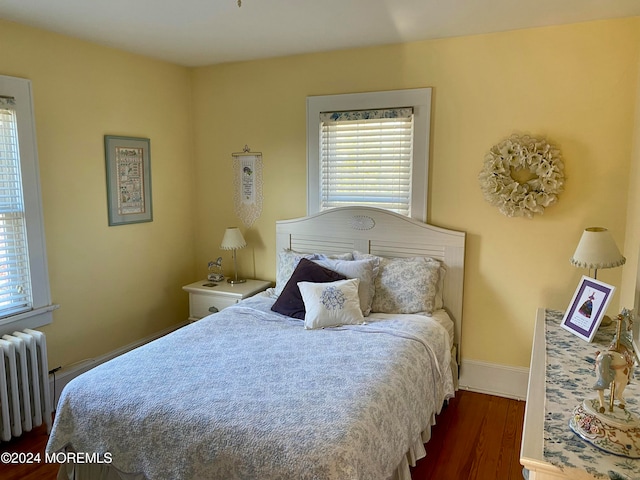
[354,252,442,315]
[297,278,364,330]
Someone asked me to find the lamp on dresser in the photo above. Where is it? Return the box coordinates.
[570,226,626,325]
[570,227,626,278]
[220,227,247,284]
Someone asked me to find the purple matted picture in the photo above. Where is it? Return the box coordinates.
[561,275,615,342]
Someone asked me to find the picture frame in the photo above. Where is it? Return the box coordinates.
[104,135,152,226]
[561,275,615,342]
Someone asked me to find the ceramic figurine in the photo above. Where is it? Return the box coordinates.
[207,257,224,282]
[593,309,636,413]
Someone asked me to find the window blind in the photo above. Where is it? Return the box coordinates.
[0,97,32,318]
[319,107,414,216]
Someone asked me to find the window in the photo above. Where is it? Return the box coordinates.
[0,75,56,334]
[307,88,431,222]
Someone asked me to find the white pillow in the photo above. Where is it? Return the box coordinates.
[298,278,364,330]
[312,257,379,316]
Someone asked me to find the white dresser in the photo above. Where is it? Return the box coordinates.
[520,308,640,479]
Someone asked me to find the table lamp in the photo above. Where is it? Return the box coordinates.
[570,227,626,278]
[220,227,247,284]
[570,227,626,325]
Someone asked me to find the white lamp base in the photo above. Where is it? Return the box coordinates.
[570,398,640,458]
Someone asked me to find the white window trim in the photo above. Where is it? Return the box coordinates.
[0,75,58,336]
[307,88,431,222]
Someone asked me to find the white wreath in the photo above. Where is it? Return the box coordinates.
[478,134,564,218]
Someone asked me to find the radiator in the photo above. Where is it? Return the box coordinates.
[0,329,52,441]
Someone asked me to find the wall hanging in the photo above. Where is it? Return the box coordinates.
[104,135,152,226]
[232,145,263,227]
[478,134,564,218]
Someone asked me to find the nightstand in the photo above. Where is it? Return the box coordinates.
[182,279,272,322]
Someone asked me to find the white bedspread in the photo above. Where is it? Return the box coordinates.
[46,294,454,480]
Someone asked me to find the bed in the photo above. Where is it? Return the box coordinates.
[46,206,466,480]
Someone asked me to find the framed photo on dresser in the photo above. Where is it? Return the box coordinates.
[561,275,614,342]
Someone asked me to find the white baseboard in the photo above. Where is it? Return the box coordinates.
[458,359,529,401]
[49,322,188,407]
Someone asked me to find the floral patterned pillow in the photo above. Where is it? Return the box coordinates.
[275,250,319,297]
[298,278,364,329]
[354,252,442,315]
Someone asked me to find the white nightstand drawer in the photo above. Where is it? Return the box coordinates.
[190,293,238,318]
[182,279,272,322]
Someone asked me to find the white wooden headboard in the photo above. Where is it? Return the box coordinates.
[276,207,466,357]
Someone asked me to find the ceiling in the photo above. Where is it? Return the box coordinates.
[1,0,640,67]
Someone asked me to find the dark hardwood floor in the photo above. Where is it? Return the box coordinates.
[412,390,526,479]
[0,389,525,480]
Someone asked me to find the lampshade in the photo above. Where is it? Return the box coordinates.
[220,227,247,250]
[570,227,626,270]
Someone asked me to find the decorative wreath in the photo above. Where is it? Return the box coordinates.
[478,134,564,218]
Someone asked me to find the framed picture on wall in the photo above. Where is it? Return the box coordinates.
[104,135,153,226]
[561,275,615,342]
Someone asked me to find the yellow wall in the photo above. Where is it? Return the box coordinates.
[2,15,639,372]
[0,20,196,369]
[192,17,640,368]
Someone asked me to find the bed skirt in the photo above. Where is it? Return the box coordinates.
[56,420,439,480]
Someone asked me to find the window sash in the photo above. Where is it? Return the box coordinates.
[319,110,414,216]
[0,100,32,318]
